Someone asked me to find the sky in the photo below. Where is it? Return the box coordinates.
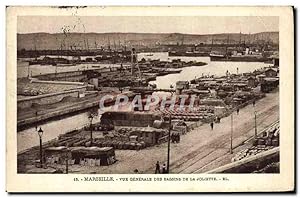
[17,16,279,34]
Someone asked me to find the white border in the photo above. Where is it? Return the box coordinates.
[1,3,296,195]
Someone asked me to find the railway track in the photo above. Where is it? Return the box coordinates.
[170,104,279,174]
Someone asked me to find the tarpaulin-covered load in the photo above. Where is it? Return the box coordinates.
[232,97,244,105]
[183,89,210,96]
[233,91,253,97]
[219,83,235,91]
[232,83,248,89]
[261,77,279,93]
[215,78,228,83]
[45,146,116,166]
[231,91,255,103]
[199,98,226,107]
[129,135,138,142]
[100,111,162,127]
[214,106,227,116]
[70,146,116,166]
[44,146,71,165]
[173,121,188,134]
[153,120,163,129]
[264,68,278,77]
[176,81,189,90]
[45,146,68,154]
[128,126,167,146]
[217,90,232,99]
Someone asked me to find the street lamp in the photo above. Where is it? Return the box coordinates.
[88,114,94,146]
[63,149,70,174]
[37,127,44,166]
[167,115,171,173]
[254,111,257,139]
[230,114,233,154]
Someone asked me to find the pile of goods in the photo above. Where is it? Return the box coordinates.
[232,121,279,162]
[232,145,276,162]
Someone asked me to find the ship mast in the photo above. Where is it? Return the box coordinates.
[107,35,111,50]
[226,35,229,56]
[83,39,86,51]
[34,37,37,60]
[86,38,89,51]
[94,40,98,50]
[131,48,141,79]
[60,42,63,58]
[124,38,127,52]
[181,35,184,45]
[248,32,251,45]
[211,35,214,52]
[239,31,241,51]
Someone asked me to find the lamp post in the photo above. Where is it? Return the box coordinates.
[167,115,171,173]
[37,127,44,166]
[27,64,30,78]
[88,114,94,147]
[254,111,257,139]
[230,114,233,154]
[64,149,70,174]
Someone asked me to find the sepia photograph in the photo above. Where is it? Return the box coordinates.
[6,6,294,192]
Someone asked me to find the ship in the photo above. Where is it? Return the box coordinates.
[209,52,226,60]
[209,32,272,62]
[209,33,272,62]
[28,56,72,66]
[209,49,272,62]
[168,51,209,57]
[209,54,271,62]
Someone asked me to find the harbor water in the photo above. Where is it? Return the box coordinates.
[138,52,270,89]
[17,111,102,153]
[17,52,271,153]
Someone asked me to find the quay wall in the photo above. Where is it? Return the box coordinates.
[37,73,87,82]
[17,92,136,130]
[31,79,85,86]
[17,87,87,109]
[33,67,119,82]
[17,96,100,130]
[205,147,279,173]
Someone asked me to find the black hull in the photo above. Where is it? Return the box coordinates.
[169,52,209,57]
[210,56,271,62]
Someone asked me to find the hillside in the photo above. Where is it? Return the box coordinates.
[17,32,279,50]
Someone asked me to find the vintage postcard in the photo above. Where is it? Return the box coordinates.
[6,6,294,192]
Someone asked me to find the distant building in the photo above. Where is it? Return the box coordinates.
[248,76,257,87]
[261,77,279,93]
[265,68,278,77]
